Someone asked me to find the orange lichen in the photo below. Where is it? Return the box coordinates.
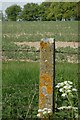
[47,86,52,94]
[39,73,53,109]
[39,92,46,108]
[40,73,52,86]
[40,41,48,49]
[39,73,52,97]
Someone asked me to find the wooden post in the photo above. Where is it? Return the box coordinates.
[38,38,55,118]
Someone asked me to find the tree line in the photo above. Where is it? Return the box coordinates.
[5,2,80,21]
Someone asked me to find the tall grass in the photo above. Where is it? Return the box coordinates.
[2,61,78,119]
[2,21,78,42]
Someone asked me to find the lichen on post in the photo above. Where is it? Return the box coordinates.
[38,38,55,118]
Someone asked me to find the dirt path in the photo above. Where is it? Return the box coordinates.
[14,41,79,50]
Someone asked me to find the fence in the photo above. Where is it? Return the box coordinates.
[2,40,79,119]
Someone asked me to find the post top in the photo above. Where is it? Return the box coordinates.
[41,38,55,44]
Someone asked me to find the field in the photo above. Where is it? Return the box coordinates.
[2,21,79,119]
[2,21,78,63]
[3,21,78,43]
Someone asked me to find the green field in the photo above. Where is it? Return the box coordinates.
[3,21,78,43]
[2,21,78,63]
[2,61,78,119]
[2,21,78,119]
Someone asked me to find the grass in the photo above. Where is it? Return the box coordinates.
[2,21,78,119]
[2,61,78,119]
[2,21,78,63]
[2,61,40,119]
[2,21,78,43]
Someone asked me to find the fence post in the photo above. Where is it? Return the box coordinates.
[38,38,55,118]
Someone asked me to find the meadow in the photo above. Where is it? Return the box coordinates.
[2,21,78,43]
[2,61,78,119]
[2,21,79,119]
[2,21,78,63]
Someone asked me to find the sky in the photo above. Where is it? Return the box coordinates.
[0,0,45,14]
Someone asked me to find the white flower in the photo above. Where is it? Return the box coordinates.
[43,111,47,115]
[38,109,43,112]
[67,90,71,93]
[56,82,64,87]
[43,108,48,111]
[56,85,60,88]
[64,85,72,89]
[60,82,64,86]
[58,106,72,110]
[68,81,73,84]
[68,85,72,89]
[59,88,63,92]
[67,106,72,109]
[37,113,41,118]
[72,88,77,92]
[48,110,52,114]
[72,107,78,110]
[48,109,52,114]
[62,93,67,97]
[58,106,66,110]
[64,81,68,84]
[63,85,68,89]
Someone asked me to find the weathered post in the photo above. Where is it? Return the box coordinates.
[38,38,55,118]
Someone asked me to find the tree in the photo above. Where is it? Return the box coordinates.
[22,3,39,21]
[76,2,80,20]
[5,4,21,21]
[62,3,77,20]
[39,2,52,21]
[46,2,77,21]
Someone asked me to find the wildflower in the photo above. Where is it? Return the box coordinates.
[38,109,43,112]
[68,81,73,84]
[67,90,71,93]
[72,88,77,92]
[68,85,72,89]
[43,111,47,115]
[60,82,64,86]
[67,106,72,109]
[43,108,48,111]
[72,107,78,110]
[37,113,41,118]
[48,109,52,114]
[58,106,66,110]
[56,82,64,87]
[64,85,72,89]
[59,88,63,92]
[64,81,68,84]
[56,85,60,88]
[63,85,68,89]
[62,93,67,97]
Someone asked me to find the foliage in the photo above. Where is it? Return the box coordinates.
[2,61,78,119]
[55,81,78,118]
[5,2,79,21]
[21,3,39,21]
[5,4,21,21]
[2,61,39,119]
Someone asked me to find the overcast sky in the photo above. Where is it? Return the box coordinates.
[0,0,45,13]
